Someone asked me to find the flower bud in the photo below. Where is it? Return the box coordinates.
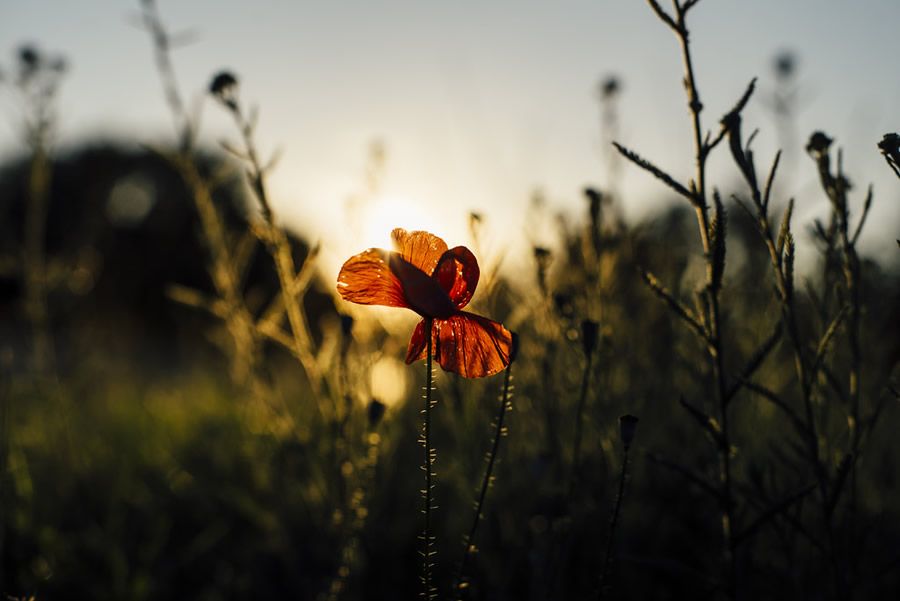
[581,320,599,358]
[878,133,900,165]
[339,314,354,337]
[618,414,639,451]
[598,75,621,100]
[367,399,386,427]
[209,71,239,111]
[806,131,833,156]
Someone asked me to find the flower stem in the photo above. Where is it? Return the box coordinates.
[570,349,594,495]
[598,447,630,599]
[422,318,436,600]
[455,362,514,598]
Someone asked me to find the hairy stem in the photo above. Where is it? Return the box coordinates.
[421,318,436,600]
[455,362,514,598]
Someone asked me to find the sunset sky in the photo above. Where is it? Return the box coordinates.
[3,0,899,281]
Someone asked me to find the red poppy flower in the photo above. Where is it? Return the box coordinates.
[337,228,512,378]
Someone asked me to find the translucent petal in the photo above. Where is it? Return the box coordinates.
[433,312,512,378]
[391,228,448,276]
[336,248,408,308]
[433,246,480,310]
[405,318,430,364]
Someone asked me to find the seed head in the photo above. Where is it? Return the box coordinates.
[806,131,833,156]
[553,292,574,319]
[581,319,599,358]
[18,45,40,70]
[773,51,796,81]
[618,414,639,451]
[598,75,621,100]
[367,399,386,427]
[339,314,354,337]
[878,133,900,161]
[17,44,41,83]
[209,71,239,111]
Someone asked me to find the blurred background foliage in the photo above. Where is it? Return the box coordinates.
[1,19,899,601]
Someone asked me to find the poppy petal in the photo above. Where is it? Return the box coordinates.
[433,312,512,378]
[336,248,408,308]
[405,318,431,364]
[433,246,480,310]
[391,228,448,276]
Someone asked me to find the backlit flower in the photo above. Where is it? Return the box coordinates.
[337,228,512,378]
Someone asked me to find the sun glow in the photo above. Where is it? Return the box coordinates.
[327,193,451,335]
[369,356,410,408]
[357,195,443,249]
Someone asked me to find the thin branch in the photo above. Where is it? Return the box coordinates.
[763,151,781,211]
[166,283,226,318]
[737,377,808,442]
[733,483,817,547]
[678,396,724,447]
[646,451,725,503]
[810,304,849,377]
[613,142,696,204]
[640,269,709,342]
[725,322,783,404]
[721,79,757,126]
[646,0,680,32]
[850,185,873,246]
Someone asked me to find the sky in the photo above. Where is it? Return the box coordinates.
[2,0,899,285]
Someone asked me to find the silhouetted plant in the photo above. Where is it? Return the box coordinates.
[1,43,67,382]
[615,1,745,595]
[455,333,519,599]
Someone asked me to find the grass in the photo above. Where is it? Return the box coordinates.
[1,0,899,599]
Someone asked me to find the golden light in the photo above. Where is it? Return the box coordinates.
[327,189,474,342]
[358,194,445,249]
[369,355,410,408]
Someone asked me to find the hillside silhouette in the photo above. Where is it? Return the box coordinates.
[0,142,333,381]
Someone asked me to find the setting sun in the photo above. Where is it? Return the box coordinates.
[358,195,440,248]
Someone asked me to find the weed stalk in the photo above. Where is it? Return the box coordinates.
[10,44,68,388]
[624,1,738,594]
[726,112,841,564]
[571,320,599,496]
[598,415,638,599]
[455,333,518,599]
[140,0,263,392]
[215,84,325,397]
